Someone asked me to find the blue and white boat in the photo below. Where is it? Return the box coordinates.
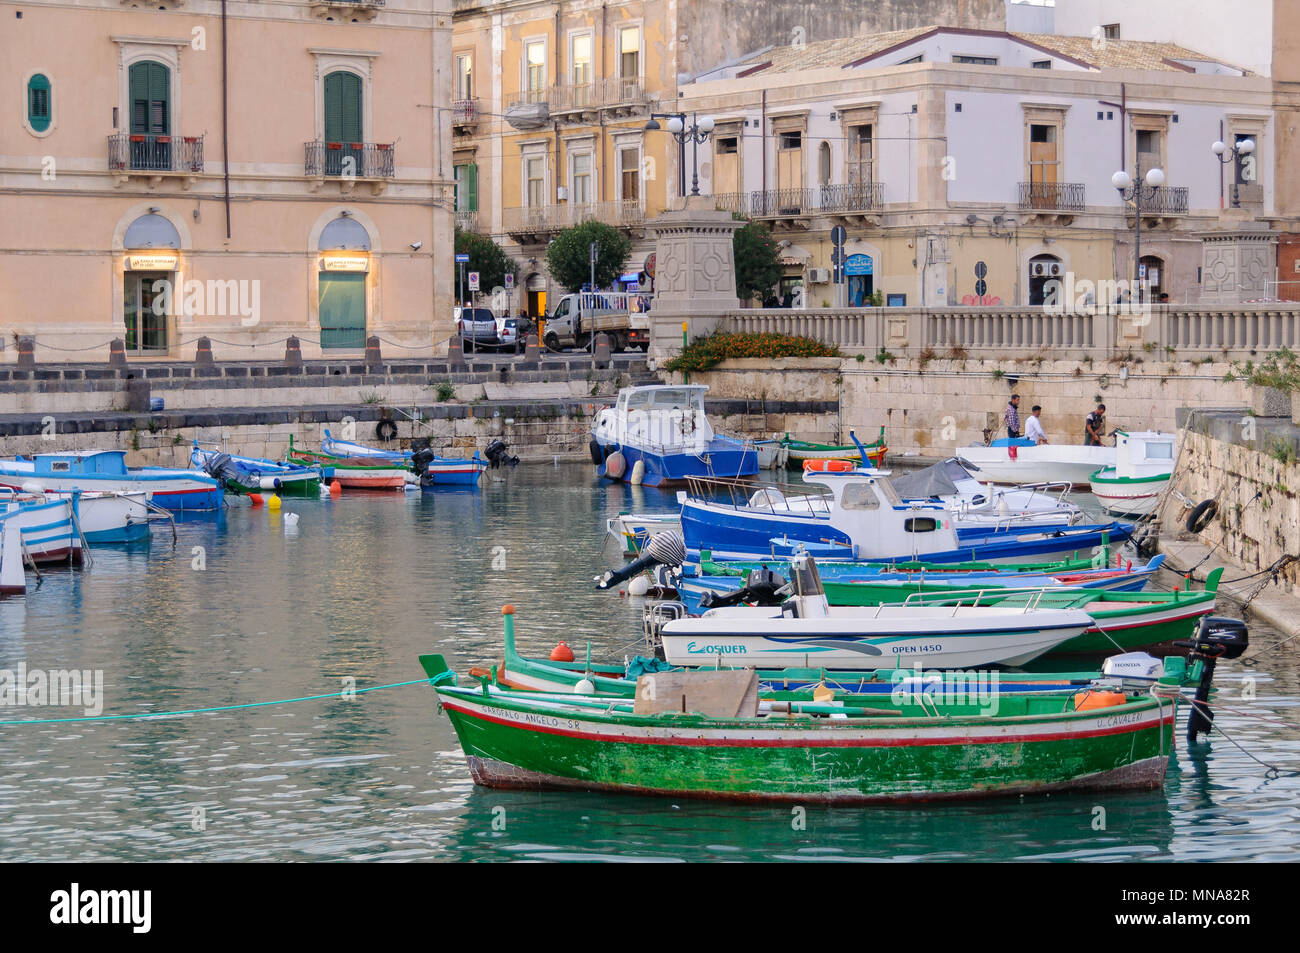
[0,451,221,511]
[190,442,322,496]
[322,429,412,463]
[0,496,81,563]
[680,469,1134,565]
[590,384,758,487]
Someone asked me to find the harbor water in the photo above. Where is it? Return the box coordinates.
[1,464,1298,862]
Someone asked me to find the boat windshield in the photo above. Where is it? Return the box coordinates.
[790,558,825,598]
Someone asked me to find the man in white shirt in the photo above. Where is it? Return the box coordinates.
[1025,405,1048,445]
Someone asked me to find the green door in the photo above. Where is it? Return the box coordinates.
[324,72,363,176]
[319,273,366,349]
[129,61,170,170]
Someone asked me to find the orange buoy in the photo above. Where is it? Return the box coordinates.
[249,494,264,506]
[803,458,855,473]
[550,642,575,662]
[1073,690,1127,711]
[329,480,342,497]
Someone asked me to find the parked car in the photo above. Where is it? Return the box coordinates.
[496,316,524,354]
[456,307,499,353]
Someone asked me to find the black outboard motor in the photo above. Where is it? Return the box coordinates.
[1177,615,1249,743]
[410,447,437,475]
[595,531,685,590]
[698,566,790,610]
[484,439,519,469]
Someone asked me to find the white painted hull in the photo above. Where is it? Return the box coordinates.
[1090,478,1170,517]
[957,445,1115,487]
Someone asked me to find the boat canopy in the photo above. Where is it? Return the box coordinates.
[889,458,977,501]
[30,450,130,476]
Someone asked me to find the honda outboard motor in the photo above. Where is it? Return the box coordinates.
[410,447,437,475]
[485,439,519,469]
[595,531,685,590]
[200,452,246,488]
[698,567,790,610]
[1177,615,1249,743]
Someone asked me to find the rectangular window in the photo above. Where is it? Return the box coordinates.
[898,54,922,64]
[779,131,801,150]
[525,155,545,207]
[1234,133,1254,186]
[570,152,592,206]
[571,34,592,87]
[620,147,640,202]
[1103,23,1121,40]
[619,26,640,79]
[454,163,478,212]
[716,137,738,155]
[455,54,472,100]
[1136,128,1162,172]
[1032,60,1052,69]
[847,124,873,194]
[953,55,998,66]
[886,293,907,307]
[525,40,546,98]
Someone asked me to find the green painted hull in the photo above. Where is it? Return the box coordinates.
[430,675,1175,803]
[220,475,321,497]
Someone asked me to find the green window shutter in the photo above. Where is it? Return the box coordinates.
[467,162,478,212]
[324,72,362,143]
[319,273,367,349]
[128,62,169,134]
[453,164,463,211]
[28,74,51,132]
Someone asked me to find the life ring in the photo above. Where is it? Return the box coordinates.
[375,419,398,441]
[1186,499,1218,534]
[803,458,854,472]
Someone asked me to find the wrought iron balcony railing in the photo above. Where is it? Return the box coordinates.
[548,77,650,113]
[304,141,395,178]
[1138,185,1189,215]
[454,210,479,232]
[1018,182,1085,211]
[679,183,884,217]
[108,133,204,173]
[503,199,645,235]
[452,99,479,127]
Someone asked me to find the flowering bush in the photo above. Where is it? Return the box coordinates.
[663,331,839,373]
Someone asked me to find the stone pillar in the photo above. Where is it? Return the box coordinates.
[194,336,214,366]
[284,335,303,367]
[107,338,128,368]
[1198,226,1279,304]
[16,336,36,369]
[446,335,466,368]
[124,374,151,413]
[365,335,383,373]
[524,332,541,363]
[647,196,742,363]
[594,332,612,368]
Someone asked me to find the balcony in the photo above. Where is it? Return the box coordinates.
[678,183,884,228]
[506,78,652,129]
[304,141,395,195]
[452,99,480,134]
[1125,185,1189,224]
[1018,181,1085,225]
[503,200,645,242]
[107,133,203,188]
[455,210,479,233]
[309,0,384,20]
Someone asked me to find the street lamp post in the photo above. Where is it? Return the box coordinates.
[1211,136,1256,209]
[644,112,715,198]
[1111,160,1166,306]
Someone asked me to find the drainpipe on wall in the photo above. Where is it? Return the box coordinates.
[221,0,231,238]
[760,88,767,196]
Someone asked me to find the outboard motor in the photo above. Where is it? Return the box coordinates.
[595,531,685,590]
[410,447,437,475]
[1177,615,1249,743]
[485,439,519,469]
[200,452,245,488]
[698,567,790,610]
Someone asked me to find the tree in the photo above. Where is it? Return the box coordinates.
[733,218,782,303]
[454,228,516,300]
[545,220,632,293]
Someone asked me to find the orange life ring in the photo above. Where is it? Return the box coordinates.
[803,458,855,472]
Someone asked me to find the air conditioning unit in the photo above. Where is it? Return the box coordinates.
[556,186,568,201]
[1049,263,1063,277]
[808,267,831,283]
[1030,262,1047,277]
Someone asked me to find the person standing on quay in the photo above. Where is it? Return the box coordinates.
[1025,405,1048,445]
[1084,403,1107,446]
[1004,394,1022,439]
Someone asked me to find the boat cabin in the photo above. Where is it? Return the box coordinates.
[597,384,715,451]
[1113,431,1175,478]
[801,471,963,560]
[28,450,131,476]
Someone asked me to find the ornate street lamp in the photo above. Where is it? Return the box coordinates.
[645,112,714,198]
[1211,137,1256,208]
[1111,163,1166,304]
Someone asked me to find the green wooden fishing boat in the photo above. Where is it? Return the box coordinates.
[782,427,887,470]
[286,436,411,489]
[422,652,1182,803]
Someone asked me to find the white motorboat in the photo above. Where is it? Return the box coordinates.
[1089,431,1175,517]
[657,556,1094,669]
[957,439,1114,487]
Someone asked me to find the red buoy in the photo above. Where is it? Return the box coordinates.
[550,642,575,662]
[249,494,264,506]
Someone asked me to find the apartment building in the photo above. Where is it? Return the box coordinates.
[678,26,1274,308]
[2,0,453,362]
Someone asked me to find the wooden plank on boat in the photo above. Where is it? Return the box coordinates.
[633,670,759,717]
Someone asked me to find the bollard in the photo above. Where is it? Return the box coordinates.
[284,335,303,367]
[17,336,36,369]
[365,335,383,373]
[447,335,466,368]
[124,374,152,413]
[107,338,127,368]
[194,336,214,366]
[524,332,541,363]
[594,333,612,368]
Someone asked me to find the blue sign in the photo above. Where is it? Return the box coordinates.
[455,253,470,263]
[845,254,873,276]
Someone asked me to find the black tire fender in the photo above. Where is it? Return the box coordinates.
[1186,499,1218,534]
[375,419,398,442]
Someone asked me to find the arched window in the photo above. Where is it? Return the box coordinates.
[818,141,831,187]
[324,71,364,176]
[1027,253,1062,306]
[27,74,51,133]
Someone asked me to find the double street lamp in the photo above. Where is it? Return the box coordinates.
[1211,137,1256,208]
[1111,162,1165,305]
[645,112,715,198]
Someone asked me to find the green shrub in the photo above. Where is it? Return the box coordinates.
[663,331,839,374]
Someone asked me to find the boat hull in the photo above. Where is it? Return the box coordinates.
[0,472,219,511]
[595,439,758,487]
[437,690,1174,803]
[1089,470,1171,517]
[422,461,486,485]
[957,444,1114,487]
